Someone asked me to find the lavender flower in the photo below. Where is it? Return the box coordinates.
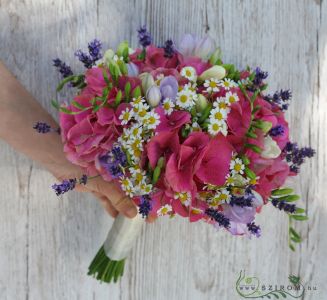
[270,125,285,137]
[247,222,261,237]
[52,179,77,196]
[79,174,88,185]
[229,188,254,207]
[163,39,175,58]
[253,67,268,86]
[137,25,152,48]
[139,195,152,218]
[33,122,60,134]
[75,50,94,69]
[75,39,103,69]
[99,145,127,178]
[271,199,296,213]
[88,39,102,60]
[205,208,230,228]
[265,89,292,111]
[53,58,73,78]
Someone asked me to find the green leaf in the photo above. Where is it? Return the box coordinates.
[132,86,141,98]
[56,75,76,92]
[241,155,250,165]
[58,107,86,115]
[72,101,88,110]
[102,69,110,85]
[245,143,262,153]
[295,208,306,214]
[290,227,302,242]
[250,89,260,103]
[109,61,121,83]
[124,82,131,101]
[246,131,257,138]
[116,41,129,59]
[199,103,213,124]
[252,105,261,114]
[271,188,294,196]
[277,194,300,202]
[291,215,309,221]
[289,243,296,252]
[152,166,161,185]
[51,99,60,110]
[245,167,256,180]
[114,90,122,107]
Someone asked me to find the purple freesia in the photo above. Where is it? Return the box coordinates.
[127,62,139,76]
[178,34,216,60]
[159,75,178,100]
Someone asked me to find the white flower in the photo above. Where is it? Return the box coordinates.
[204,78,220,93]
[176,88,197,109]
[162,98,175,115]
[174,192,191,206]
[199,65,226,81]
[211,189,231,206]
[119,108,134,125]
[134,103,150,121]
[225,91,239,105]
[131,96,145,108]
[146,85,161,107]
[129,124,143,139]
[145,111,160,130]
[157,204,172,216]
[213,97,230,112]
[218,78,238,90]
[225,173,236,186]
[209,107,228,122]
[230,158,245,175]
[139,183,153,195]
[180,66,197,82]
[120,177,134,196]
[208,120,228,136]
[261,136,281,159]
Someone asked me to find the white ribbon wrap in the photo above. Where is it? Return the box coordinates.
[104,213,145,261]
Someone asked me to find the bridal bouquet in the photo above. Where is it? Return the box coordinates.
[35,26,314,283]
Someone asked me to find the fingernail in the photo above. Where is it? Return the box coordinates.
[125,207,137,218]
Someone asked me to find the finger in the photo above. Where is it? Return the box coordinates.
[92,192,118,218]
[88,177,137,218]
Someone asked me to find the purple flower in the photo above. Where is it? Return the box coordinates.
[52,179,77,196]
[271,199,296,213]
[139,195,152,218]
[33,122,60,134]
[137,25,152,48]
[159,76,178,100]
[79,174,88,185]
[163,39,175,58]
[205,208,230,228]
[270,125,285,137]
[88,39,102,60]
[253,67,268,86]
[53,58,73,78]
[247,222,261,237]
[75,50,94,69]
[221,204,256,224]
[99,145,127,179]
[127,63,139,76]
[265,89,292,111]
[75,39,103,69]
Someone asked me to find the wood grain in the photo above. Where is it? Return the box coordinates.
[0,0,326,299]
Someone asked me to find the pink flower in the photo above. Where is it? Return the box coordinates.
[196,134,234,186]
[165,132,209,192]
[59,97,127,179]
[253,97,278,127]
[83,67,109,96]
[155,107,191,133]
[178,55,212,75]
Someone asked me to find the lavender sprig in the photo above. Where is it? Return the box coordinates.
[271,199,296,213]
[99,145,128,178]
[247,222,261,237]
[52,175,88,196]
[205,208,230,228]
[163,39,175,58]
[53,58,73,78]
[33,122,60,134]
[75,39,103,69]
[139,195,152,218]
[137,25,152,48]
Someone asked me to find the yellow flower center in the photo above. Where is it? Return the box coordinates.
[180,94,188,103]
[214,111,223,120]
[163,102,171,110]
[148,116,156,124]
[229,96,236,103]
[212,123,220,131]
[209,81,217,88]
[234,163,242,172]
[138,109,147,118]
[185,69,192,77]
[219,102,228,109]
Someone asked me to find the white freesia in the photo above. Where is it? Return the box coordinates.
[199,65,226,81]
[146,85,161,107]
[261,136,281,159]
[139,72,155,94]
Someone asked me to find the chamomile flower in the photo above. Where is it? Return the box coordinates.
[135,103,150,121]
[120,176,134,196]
[162,98,175,115]
[131,96,145,108]
[174,192,192,206]
[218,78,238,90]
[215,189,231,203]
[180,66,197,82]
[213,97,230,112]
[230,158,245,175]
[127,138,144,162]
[119,108,134,125]
[191,121,201,131]
[132,169,147,186]
[225,92,239,105]
[208,120,228,136]
[204,78,220,93]
[129,124,143,139]
[210,107,228,122]
[225,173,236,186]
[157,204,172,216]
[139,183,153,195]
[176,88,197,109]
[145,111,160,130]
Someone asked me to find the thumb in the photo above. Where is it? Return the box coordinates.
[86,177,138,218]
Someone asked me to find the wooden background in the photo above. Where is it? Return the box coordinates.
[0,0,326,299]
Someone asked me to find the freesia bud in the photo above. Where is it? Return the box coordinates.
[194,35,216,61]
[261,136,281,159]
[195,94,208,112]
[178,33,197,57]
[199,65,226,81]
[209,48,222,65]
[139,72,155,94]
[103,49,115,64]
[127,63,139,77]
[146,85,161,107]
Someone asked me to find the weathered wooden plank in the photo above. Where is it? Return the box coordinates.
[0,0,325,299]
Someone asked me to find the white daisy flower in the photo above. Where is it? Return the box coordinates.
[139,183,153,195]
[129,124,143,139]
[157,204,172,216]
[225,91,239,105]
[131,96,145,108]
[225,173,236,186]
[215,189,231,203]
[209,107,228,122]
[174,192,192,207]
[134,103,150,120]
[176,88,197,109]
[145,111,160,130]
[162,98,175,115]
[208,120,228,136]
[218,78,238,90]
[119,108,134,125]
[120,177,134,196]
[180,66,197,82]
[230,158,245,175]
[204,78,220,93]
[213,97,231,112]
